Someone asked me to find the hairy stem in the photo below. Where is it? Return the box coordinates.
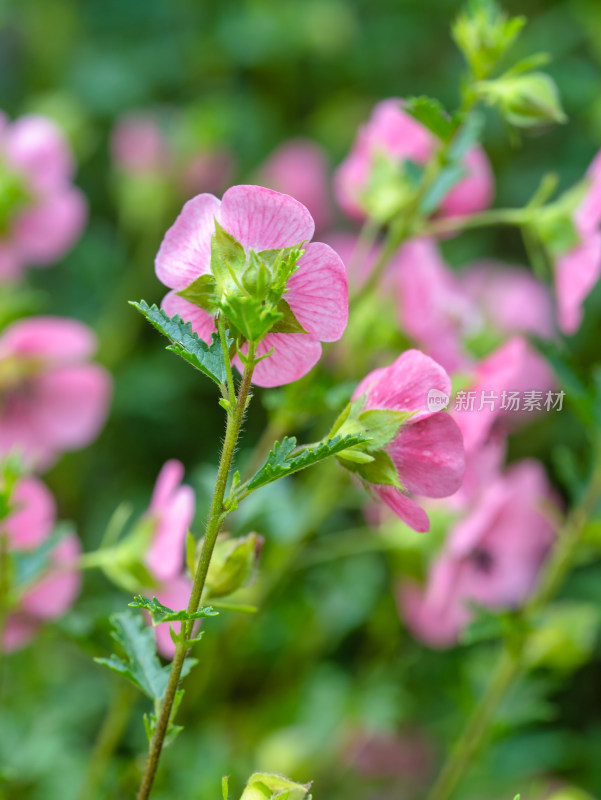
[424,459,601,800]
[135,344,256,800]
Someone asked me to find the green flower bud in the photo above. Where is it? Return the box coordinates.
[239,773,312,800]
[452,0,525,80]
[477,72,566,128]
[204,532,263,599]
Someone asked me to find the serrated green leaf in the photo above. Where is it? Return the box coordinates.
[94,611,171,701]
[130,300,229,386]
[405,96,453,140]
[129,595,219,625]
[247,434,370,492]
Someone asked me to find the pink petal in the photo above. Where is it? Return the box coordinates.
[0,316,97,362]
[161,291,217,343]
[375,486,430,532]
[32,364,112,452]
[555,233,601,334]
[149,460,185,512]
[13,188,87,265]
[22,533,82,619]
[439,146,494,218]
[398,577,468,648]
[2,614,39,652]
[218,185,315,252]
[234,332,323,388]
[152,575,194,659]
[285,242,348,341]
[4,115,75,192]
[0,243,22,281]
[388,413,465,498]
[155,193,221,290]
[355,349,452,417]
[4,477,56,550]
[146,485,195,583]
[111,113,169,173]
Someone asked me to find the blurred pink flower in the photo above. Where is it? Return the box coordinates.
[256,139,333,231]
[2,475,81,652]
[0,316,112,469]
[393,238,476,372]
[461,260,554,340]
[181,149,234,196]
[142,460,195,659]
[334,99,493,221]
[555,150,601,334]
[399,460,557,647]
[0,112,87,281]
[111,112,169,174]
[451,337,555,453]
[158,185,348,388]
[352,349,465,532]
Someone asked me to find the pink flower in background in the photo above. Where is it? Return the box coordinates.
[399,460,557,647]
[461,260,554,341]
[111,112,169,174]
[181,149,234,197]
[0,113,87,281]
[451,336,555,453]
[0,316,112,469]
[393,238,476,372]
[142,460,195,658]
[555,149,601,334]
[158,185,348,388]
[352,350,465,532]
[256,139,333,231]
[334,99,493,221]
[323,230,381,291]
[2,475,82,652]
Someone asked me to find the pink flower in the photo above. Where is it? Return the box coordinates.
[399,460,557,647]
[0,316,112,469]
[352,350,465,532]
[111,113,169,174]
[461,260,554,340]
[142,460,195,658]
[392,238,476,372]
[555,150,601,334]
[256,139,333,231]
[334,99,493,221]
[157,185,348,388]
[2,475,82,652]
[181,149,234,197]
[451,337,555,453]
[0,113,87,281]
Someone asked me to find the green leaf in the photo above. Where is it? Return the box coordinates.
[357,409,413,450]
[270,299,308,334]
[247,434,370,492]
[12,526,69,589]
[94,611,172,701]
[340,449,402,489]
[223,294,283,342]
[222,776,230,800]
[404,96,453,141]
[130,300,229,386]
[176,273,219,314]
[129,595,219,625]
[210,219,247,296]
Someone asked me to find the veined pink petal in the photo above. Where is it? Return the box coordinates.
[218,185,315,252]
[356,349,451,416]
[146,484,195,583]
[235,333,322,388]
[555,233,601,334]
[153,575,194,658]
[155,193,221,290]
[388,413,465,498]
[285,242,348,342]
[22,533,82,619]
[32,364,112,451]
[0,316,97,362]
[161,291,217,344]
[375,486,430,532]
[13,188,87,266]
[4,477,56,550]
[4,115,75,192]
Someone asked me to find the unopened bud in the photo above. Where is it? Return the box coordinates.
[204,532,263,599]
[239,773,312,800]
[478,72,566,128]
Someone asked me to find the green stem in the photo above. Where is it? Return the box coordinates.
[218,313,236,408]
[76,682,135,800]
[424,459,601,800]
[422,207,528,237]
[135,343,256,800]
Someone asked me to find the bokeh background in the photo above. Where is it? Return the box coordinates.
[2,0,601,798]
